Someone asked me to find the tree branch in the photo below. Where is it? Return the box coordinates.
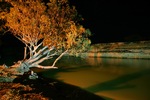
[36,65,58,69]
[24,46,27,59]
[32,42,43,53]
[51,50,68,67]
[27,47,55,64]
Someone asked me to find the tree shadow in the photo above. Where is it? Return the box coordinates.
[13,72,105,100]
[85,69,150,93]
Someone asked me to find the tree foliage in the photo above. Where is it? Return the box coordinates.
[0,0,91,53]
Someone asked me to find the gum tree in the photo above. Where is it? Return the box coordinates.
[0,0,91,77]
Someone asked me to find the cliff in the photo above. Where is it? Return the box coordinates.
[80,41,150,59]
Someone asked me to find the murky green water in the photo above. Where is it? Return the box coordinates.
[42,57,150,100]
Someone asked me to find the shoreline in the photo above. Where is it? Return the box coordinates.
[78,41,150,59]
[0,71,105,100]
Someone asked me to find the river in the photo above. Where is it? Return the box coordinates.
[41,56,150,100]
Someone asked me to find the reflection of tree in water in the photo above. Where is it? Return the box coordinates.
[85,57,102,66]
[85,58,150,75]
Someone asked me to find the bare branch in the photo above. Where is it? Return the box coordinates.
[51,50,68,67]
[27,46,55,64]
[24,46,27,59]
[36,65,58,69]
[32,46,49,58]
[27,54,43,64]
[32,42,43,53]
[29,57,48,67]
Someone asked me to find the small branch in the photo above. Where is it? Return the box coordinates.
[48,52,57,58]
[32,46,49,58]
[15,36,29,45]
[32,42,43,53]
[24,46,27,59]
[51,50,68,67]
[35,65,58,69]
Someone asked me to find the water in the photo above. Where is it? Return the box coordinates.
[42,57,150,100]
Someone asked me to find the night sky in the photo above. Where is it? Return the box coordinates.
[1,0,150,44]
[70,0,150,43]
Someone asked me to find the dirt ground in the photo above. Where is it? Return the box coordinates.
[0,72,104,100]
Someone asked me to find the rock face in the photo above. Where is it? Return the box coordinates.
[80,41,150,59]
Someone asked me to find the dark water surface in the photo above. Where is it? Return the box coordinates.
[41,57,150,100]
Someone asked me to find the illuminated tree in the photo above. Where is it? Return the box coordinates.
[0,0,91,77]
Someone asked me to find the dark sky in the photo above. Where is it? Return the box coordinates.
[70,0,150,43]
[1,0,150,44]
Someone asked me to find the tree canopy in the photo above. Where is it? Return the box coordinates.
[0,0,91,54]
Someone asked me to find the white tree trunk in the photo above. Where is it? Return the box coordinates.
[17,42,68,74]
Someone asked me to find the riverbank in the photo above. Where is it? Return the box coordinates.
[79,41,150,59]
[0,65,104,100]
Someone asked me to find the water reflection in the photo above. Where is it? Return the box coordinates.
[41,57,150,100]
[86,57,150,68]
[86,69,150,92]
